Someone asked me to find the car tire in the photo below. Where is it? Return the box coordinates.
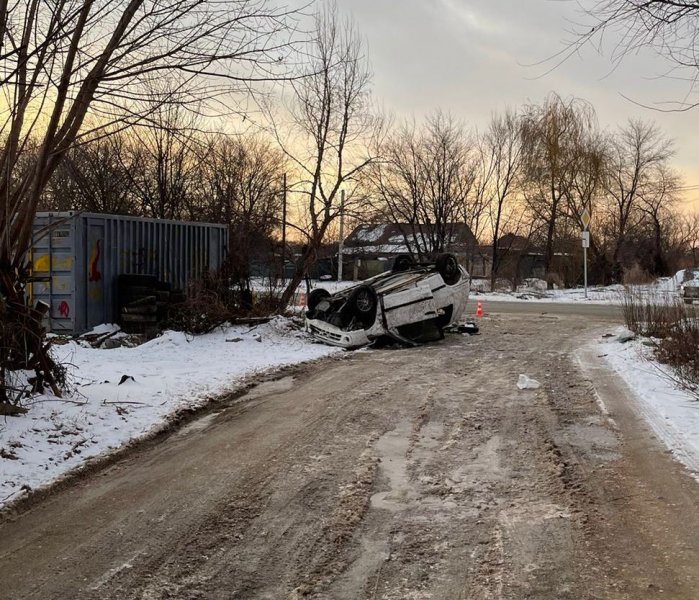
[347,285,378,325]
[436,253,461,285]
[307,288,331,312]
[392,254,415,273]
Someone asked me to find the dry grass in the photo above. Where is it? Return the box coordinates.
[655,317,699,395]
[621,288,699,396]
[620,288,685,338]
[623,263,655,285]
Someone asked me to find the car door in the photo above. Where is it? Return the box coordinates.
[382,282,439,329]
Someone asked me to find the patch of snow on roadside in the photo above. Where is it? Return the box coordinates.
[601,330,699,479]
[0,317,340,508]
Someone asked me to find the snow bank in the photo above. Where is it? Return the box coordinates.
[471,278,692,305]
[601,331,699,478]
[0,318,340,507]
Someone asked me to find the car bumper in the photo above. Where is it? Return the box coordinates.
[305,318,371,349]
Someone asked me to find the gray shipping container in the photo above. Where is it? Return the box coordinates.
[30,212,228,333]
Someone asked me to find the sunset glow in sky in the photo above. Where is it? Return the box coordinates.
[337,0,699,207]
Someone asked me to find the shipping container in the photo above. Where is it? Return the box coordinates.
[30,212,228,333]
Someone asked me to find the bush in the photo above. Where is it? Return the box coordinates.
[0,296,66,408]
[167,277,233,335]
[623,263,654,285]
[621,288,699,396]
[620,288,685,338]
[655,316,699,394]
[166,270,282,335]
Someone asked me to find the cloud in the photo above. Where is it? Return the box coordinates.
[335,0,699,191]
[435,0,506,37]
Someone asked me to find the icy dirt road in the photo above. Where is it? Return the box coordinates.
[2,314,699,599]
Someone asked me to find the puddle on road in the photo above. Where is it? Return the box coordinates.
[371,421,414,512]
[560,419,621,462]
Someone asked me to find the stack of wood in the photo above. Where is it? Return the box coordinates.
[118,275,183,335]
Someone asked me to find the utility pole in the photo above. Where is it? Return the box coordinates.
[281,173,287,282]
[337,189,345,282]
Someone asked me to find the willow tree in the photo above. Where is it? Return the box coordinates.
[0,0,297,404]
[520,94,597,285]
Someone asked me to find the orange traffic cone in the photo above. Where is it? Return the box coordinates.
[476,300,483,317]
[297,292,306,308]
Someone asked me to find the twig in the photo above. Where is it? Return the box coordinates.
[71,438,88,452]
[90,330,120,348]
[101,400,148,406]
[231,316,272,326]
[1,488,23,504]
[23,397,88,407]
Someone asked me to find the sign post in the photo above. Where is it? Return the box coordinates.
[581,209,591,299]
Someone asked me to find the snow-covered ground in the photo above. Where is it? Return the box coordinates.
[0,318,340,508]
[472,269,699,305]
[600,330,699,479]
[473,284,626,304]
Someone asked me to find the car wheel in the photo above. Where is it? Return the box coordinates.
[392,254,415,273]
[436,253,461,285]
[307,288,331,312]
[348,285,378,325]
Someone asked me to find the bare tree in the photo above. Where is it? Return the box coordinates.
[268,4,378,308]
[478,110,525,289]
[43,133,136,214]
[563,130,608,281]
[667,211,699,269]
[637,163,683,275]
[574,1,699,108]
[0,1,298,402]
[126,102,201,219]
[521,94,597,286]
[369,112,479,259]
[602,119,674,278]
[197,134,285,286]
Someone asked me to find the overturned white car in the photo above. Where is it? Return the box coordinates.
[304,253,470,348]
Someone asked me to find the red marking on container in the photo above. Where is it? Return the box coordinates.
[89,239,102,282]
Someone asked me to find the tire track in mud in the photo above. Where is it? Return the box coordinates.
[3,315,699,599]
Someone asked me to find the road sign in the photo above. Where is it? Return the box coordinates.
[581,208,591,229]
[582,231,590,248]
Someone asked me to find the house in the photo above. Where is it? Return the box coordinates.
[342,223,479,280]
[492,233,546,283]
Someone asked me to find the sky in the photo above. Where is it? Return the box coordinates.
[335,0,699,207]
